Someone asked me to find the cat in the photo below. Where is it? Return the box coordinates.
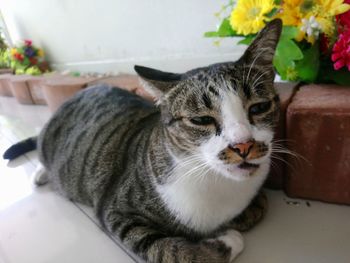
[3,19,282,262]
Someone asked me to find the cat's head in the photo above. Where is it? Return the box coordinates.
[135,19,282,181]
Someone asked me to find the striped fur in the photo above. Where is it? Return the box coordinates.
[35,20,282,262]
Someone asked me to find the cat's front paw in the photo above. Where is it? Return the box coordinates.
[206,230,244,262]
[218,230,244,262]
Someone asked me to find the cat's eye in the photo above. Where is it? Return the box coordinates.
[190,116,216,126]
[249,101,272,115]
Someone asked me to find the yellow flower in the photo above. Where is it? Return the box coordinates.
[314,0,350,36]
[316,0,350,16]
[10,48,18,56]
[38,49,44,57]
[277,0,304,27]
[230,0,276,35]
[286,66,299,81]
[278,0,350,42]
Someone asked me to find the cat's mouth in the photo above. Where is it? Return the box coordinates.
[237,162,260,171]
[222,161,260,176]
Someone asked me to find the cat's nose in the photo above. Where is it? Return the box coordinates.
[229,140,255,158]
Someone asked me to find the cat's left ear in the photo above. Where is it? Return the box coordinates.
[239,19,282,67]
[134,65,182,100]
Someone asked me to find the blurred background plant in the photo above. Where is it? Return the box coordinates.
[205,0,350,85]
[0,27,10,69]
[9,39,49,75]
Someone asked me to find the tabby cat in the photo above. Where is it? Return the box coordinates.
[4,19,282,262]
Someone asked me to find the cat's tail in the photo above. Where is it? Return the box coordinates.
[3,137,37,160]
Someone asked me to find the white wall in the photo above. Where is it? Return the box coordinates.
[0,0,245,74]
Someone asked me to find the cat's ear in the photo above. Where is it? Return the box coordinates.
[134,65,182,100]
[239,19,282,67]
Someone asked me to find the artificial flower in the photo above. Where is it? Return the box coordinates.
[277,0,308,27]
[230,0,276,35]
[313,0,350,36]
[10,48,18,56]
[38,49,44,57]
[278,0,350,42]
[14,53,24,62]
[24,47,36,58]
[278,0,317,42]
[331,30,350,70]
[286,66,299,80]
[29,57,38,65]
[337,0,350,32]
[316,0,350,17]
[300,15,322,43]
[24,39,32,46]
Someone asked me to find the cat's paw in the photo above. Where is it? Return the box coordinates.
[32,164,49,186]
[211,230,244,262]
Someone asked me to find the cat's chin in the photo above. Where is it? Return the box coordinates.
[216,163,263,182]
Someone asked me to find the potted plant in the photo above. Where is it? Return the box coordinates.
[0,28,12,74]
[9,39,49,75]
[205,0,350,204]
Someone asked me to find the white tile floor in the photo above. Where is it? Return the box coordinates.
[0,96,350,263]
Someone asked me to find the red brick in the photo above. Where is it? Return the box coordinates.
[265,82,298,189]
[285,84,350,204]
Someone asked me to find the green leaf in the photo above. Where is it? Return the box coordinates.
[295,43,320,83]
[238,36,255,45]
[273,57,294,80]
[204,31,219,37]
[217,18,236,36]
[204,18,240,38]
[279,39,304,61]
[266,7,279,18]
[280,26,298,40]
[273,37,303,79]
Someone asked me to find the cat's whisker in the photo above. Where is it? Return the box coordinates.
[246,48,269,83]
[252,79,270,91]
[271,145,309,164]
[167,154,204,173]
[242,63,246,87]
[172,162,209,185]
[252,71,270,88]
[270,153,297,172]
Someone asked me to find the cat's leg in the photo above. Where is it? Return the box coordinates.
[32,163,49,186]
[108,216,244,263]
[228,190,268,232]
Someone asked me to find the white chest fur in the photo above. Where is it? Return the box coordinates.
[157,162,269,234]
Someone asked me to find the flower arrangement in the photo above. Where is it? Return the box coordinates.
[9,40,47,75]
[205,0,350,85]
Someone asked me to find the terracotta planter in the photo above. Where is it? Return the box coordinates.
[92,74,154,101]
[265,82,299,189]
[285,84,350,205]
[0,68,13,74]
[0,74,14,97]
[42,76,97,112]
[25,77,47,105]
[10,75,35,104]
[26,73,66,105]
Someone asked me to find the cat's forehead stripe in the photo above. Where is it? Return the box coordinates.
[208,86,219,96]
[242,83,252,99]
[202,93,213,109]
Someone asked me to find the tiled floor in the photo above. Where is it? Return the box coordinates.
[0,95,350,263]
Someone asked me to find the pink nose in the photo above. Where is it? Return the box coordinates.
[230,140,254,158]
